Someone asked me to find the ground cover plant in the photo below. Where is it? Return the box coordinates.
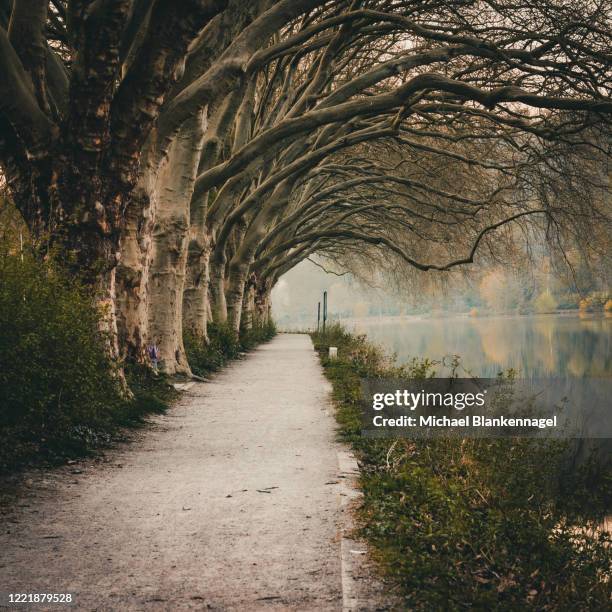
[312,323,611,610]
[0,243,179,472]
[184,320,276,378]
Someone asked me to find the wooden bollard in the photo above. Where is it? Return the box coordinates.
[329,346,338,359]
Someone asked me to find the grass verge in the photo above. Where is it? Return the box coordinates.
[312,323,611,610]
[184,319,276,378]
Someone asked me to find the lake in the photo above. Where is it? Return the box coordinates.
[343,313,612,378]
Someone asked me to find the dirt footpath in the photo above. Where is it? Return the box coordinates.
[0,334,388,611]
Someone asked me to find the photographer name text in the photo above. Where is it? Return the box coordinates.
[372,414,558,429]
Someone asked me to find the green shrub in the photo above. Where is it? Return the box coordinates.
[184,319,276,378]
[312,324,611,609]
[184,323,236,377]
[0,247,120,468]
[239,319,277,350]
[0,245,174,471]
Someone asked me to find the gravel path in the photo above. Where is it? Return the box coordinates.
[0,334,370,611]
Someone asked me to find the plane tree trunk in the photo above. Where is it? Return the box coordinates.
[147,112,206,375]
[0,0,227,367]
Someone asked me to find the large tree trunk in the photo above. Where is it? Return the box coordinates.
[147,112,206,375]
[241,276,257,330]
[183,238,212,339]
[1,0,228,376]
[182,87,247,339]
[225,259,250,334]
[115,203,148,362]
[220,219,250,333]
[221,182,293,333]
[254,276,273,325]
[209,257,228,323]
[115,147,157,362]
[6,145,127,367]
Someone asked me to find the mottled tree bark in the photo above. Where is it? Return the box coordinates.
[241,280,257,330]
[225,259,250,333]
[209,254,228,323]
[115,147,157,362]
[1,0,226,371]
[182,89,245,337]
[147,112,206,375]
[223,179,294,333]
[183,238,212,338]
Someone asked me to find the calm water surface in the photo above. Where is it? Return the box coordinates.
[344,313,611,378]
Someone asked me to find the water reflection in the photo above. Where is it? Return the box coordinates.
[346,314,611,378]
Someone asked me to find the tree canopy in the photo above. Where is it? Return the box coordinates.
[1,0,610,374]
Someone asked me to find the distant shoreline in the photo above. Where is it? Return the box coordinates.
[341,310,611,324]
[277,310,612,332]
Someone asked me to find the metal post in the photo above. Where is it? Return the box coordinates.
[317,301,321,332]
[323,290,327,333]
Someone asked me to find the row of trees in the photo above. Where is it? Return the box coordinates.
[1,0,610,376]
